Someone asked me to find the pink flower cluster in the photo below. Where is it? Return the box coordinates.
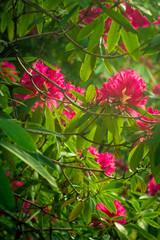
[0,61,17,82]
[123,4,149,29]
[88,146,116,175]
[91,200,126,226]
[15,60,85,118]
[99,69,148,107]
[148,176,160,195]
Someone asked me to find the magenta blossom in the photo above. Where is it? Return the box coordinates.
[136,107,160,130]
[93,200,126,225]
[123,4,149,29]
[88,146,116,175]
[148,176,160,195]
[16,60,65,110]
[99,69,148,107]
[1,61,18,82]
[152,83,160,95]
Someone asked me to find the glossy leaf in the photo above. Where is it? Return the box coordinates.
[107,21,120,53]
[78,20,97,41]
[80,53,97,82]
[0,165,15,212]
[85,85,96,103]
[0,142,57,188]
[88,15,105,50]
[83,202,92,224]
[0,118,36,153]
[121,27,140,62]
[69,202,84,222]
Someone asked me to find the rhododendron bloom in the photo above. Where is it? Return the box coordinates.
[17,60,65,110]
[148,176,160,195]
[152,83,160,95]
[123,4,149,29]
[88,146,116,175]
[99,69,148,107]
[136,107,160,130]
[1,61,17,82]
[95,200,126,225]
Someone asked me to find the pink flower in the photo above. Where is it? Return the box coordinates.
[136,107,160,130]
[153,16,160,25]
[99,69,148,107]
[16,60,65,110]
[1,61,17,82]
[152,83,160,95]
[88,146,116,175]
[148,176,160,195]
[62,109,76,119]
[95,200,126,225]
[123,4,149,29]
[88,146,99,157]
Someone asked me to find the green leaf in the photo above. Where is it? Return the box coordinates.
[80,53,97,82]
[102,181,123,191]
[121,27,140,62]
[144,218,160,228]
[7,14,14,41]
[78,20,97,41]
[61,197,76,209]
[128,223,157,240]
[128,142,144,172]
[58,5,79,29]
[0,142,57,188]
[103,58,113,75]
[70,90,86,103]
[115,222,128,235]
[0,165,15,213]
[83,202,92,224]
[76,112,92,128]
[26,127,65,138]
[1,13,7,33]
[88,15,105,50]
[43,60,58,71]
[98,195,117,214]
[77,0,89,8]
[107,21,120,53]
[31,151,56,170]
[69,201,84,222]
[135,175,147,194]
[131,199,141,213]
[142,212,160,218]
[96,3,136,33]
[85,85,96,103]
[3,148,16,171]
[17,96,39,117]
[0,118,36,153]
[96,209,110,221]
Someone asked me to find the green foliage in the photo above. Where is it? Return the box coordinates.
[0,0,160,239]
